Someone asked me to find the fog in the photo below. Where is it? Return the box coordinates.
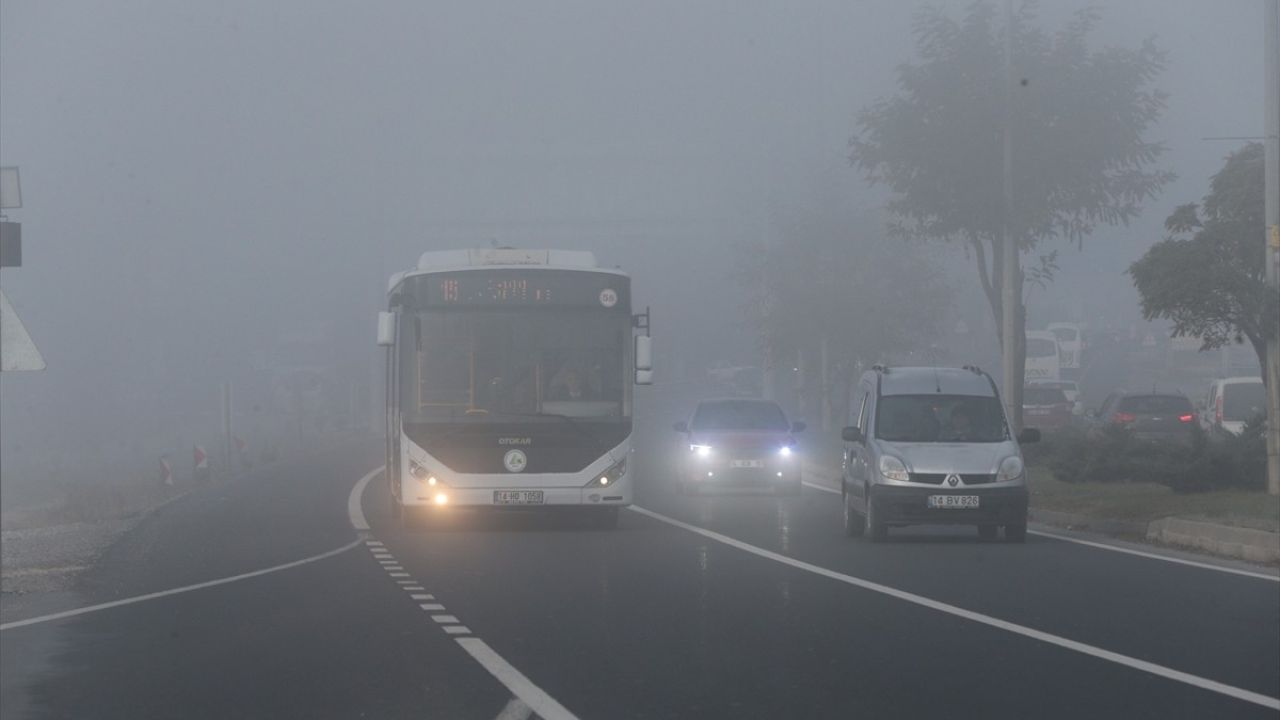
[0,0,1267,505]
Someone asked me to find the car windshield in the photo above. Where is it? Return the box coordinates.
[1024,387,1069,405]
[692,400,789,431]
[1223,383,1265,422]
[875,394,1007,443]
[1118,395,1193,415]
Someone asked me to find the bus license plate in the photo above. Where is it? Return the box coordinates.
[928,495,979,509]
[730,459,763,468]
[494,490,544,505]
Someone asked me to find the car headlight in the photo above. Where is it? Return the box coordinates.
[778,445,794,458]
[589,457,627,487]
[997,456,1025,483]
[878,455,909,482]
[689,444,712,458]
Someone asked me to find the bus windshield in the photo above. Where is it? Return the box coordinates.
[400,309,628,423]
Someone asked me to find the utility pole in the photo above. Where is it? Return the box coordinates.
[1001,0,1022,432]
[1264,0,1280,495]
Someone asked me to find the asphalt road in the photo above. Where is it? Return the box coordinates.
[2,384,1278,719]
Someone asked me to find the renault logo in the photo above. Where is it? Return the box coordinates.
[946,473,961,487]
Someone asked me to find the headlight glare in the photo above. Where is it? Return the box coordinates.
[690,444,712,458]
[778,446,793,458]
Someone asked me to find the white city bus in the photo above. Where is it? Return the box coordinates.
[377,248,652,529]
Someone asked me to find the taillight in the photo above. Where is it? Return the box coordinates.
[1178,414,1194,423]
[1113,412,1137,424]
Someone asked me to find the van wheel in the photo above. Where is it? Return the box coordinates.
[866,493,888,542]
[977,524,998,541]
[1004,523,1027,543]
[843,490,866,537]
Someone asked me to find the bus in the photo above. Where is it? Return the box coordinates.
[1046,322,1083,376]
[377,248,652,529]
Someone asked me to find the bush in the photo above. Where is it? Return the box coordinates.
[1039,421,1266,493]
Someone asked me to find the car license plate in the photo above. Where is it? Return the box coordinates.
[729,459,763,468]
[493,490,544,505]
[927,495,979,509]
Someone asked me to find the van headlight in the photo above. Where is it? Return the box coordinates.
[878,455,909,482]
[588,458,627,487]
[997,456,1025,483]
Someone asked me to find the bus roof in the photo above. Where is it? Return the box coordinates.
[390,248,626,292]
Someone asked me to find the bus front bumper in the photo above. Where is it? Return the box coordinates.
[402,477,632,509]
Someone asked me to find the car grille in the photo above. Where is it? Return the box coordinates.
[908,473,997,485]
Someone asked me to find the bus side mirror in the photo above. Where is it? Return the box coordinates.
[377,311,395,347]
[635,369,653,386]
[635,335,652,371]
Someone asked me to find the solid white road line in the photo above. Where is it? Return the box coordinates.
[349,467,380,530]
[1027,528,1280,582]
[627,504,1280,712]
[0,538,363,632]
[494,697,534,720]
[800,476,1278,582]
[457,638,579,720]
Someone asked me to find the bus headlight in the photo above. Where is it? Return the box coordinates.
[588,458,627,487]
[410,460,439,486]
[778,446,794,458]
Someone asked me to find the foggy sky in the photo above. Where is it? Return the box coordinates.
[0,0,1267,494]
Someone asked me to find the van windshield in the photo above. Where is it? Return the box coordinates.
[875,394,1007,443]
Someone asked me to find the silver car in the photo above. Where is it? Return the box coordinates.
[840,366,1040,543]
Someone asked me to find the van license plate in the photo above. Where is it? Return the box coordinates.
[928,495,979,509]
[494,490,544,505]
[730,459,763,468]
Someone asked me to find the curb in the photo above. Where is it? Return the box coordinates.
[1146,517,1280,564]
[1027,508,1148,538]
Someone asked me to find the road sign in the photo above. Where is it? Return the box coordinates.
[0,289,46,371]
[0,167,20,209]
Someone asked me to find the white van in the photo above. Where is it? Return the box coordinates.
[1024,331,1061,382]
[1201,377,1265,437]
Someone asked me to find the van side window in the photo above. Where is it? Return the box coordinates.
[856,390,871,431]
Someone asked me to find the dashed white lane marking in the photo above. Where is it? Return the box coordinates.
[404,586,426,591]
[802,474,1278,582]
[349,466,580,720]
[0,539,363,632]
[378,559,397,564]
[411,594,435,600]
[627,504,1280,712]
[458,637,578,719]
[494,698,534,720]
[384,566,405,571]
[389,572,410,578]
[432,615,460,624]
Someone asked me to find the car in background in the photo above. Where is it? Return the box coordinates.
[1201,377,1265,437]
[1028,379,1084,415]
[841,366,1039,543]
[674,398,804,496]
[1024,331,1061,382]
[1091,391,1197,444]
[1047,322,1084,374]
[1022,385,1074,431]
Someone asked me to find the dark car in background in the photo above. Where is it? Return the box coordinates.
[674,398,804,496]
[1091,391,1197,444]
[1022,385,1074,431]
